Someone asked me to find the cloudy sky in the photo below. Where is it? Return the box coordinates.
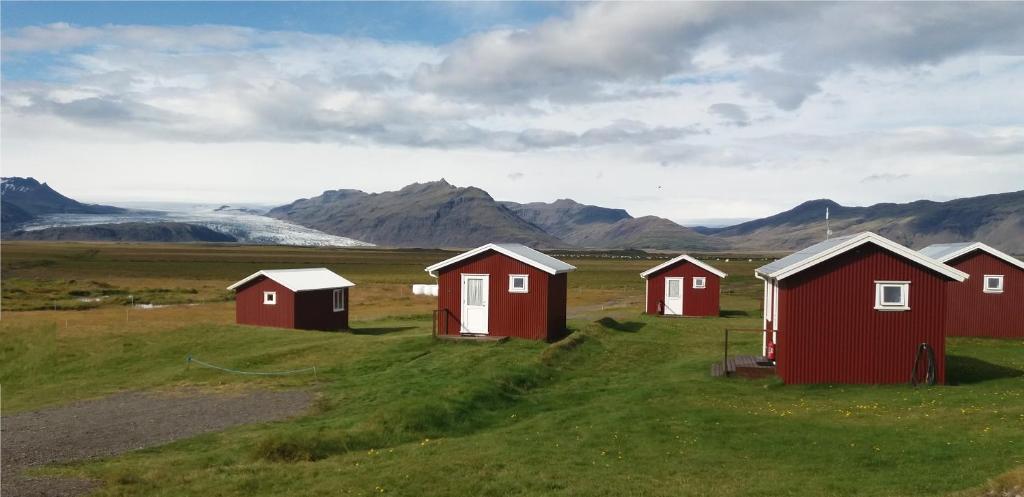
[2,2,1022,224]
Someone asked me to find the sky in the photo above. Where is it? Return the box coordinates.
[2,1,1023,225]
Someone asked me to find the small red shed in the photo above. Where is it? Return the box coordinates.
[426,243,576,341]
[920,242,1024,338]
[640,254,726,316]
[754,232,967,385]
[227,268,354,331]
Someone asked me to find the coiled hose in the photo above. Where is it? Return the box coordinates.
[909,342,937,386]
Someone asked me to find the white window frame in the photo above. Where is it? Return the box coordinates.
[692,277,707,289]
[874,281,910,311]
[333,288,345,312]
[509,274,529,293]
[983,274,1004,294]
[263,291,277,305]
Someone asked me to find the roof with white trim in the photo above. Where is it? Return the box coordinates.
[227,268,355,292]
[755,232,968,282]
[919,242,1024,271]
[426,243,576,277]
[640,254,727,279]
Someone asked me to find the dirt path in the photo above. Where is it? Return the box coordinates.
[2,388,313,497]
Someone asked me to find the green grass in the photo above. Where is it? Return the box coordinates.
[2,242,1023,497]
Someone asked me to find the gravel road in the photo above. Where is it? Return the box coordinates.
[2,388,313,497]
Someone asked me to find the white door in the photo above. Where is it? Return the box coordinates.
[664,277,683,315]
[461,274,489,334]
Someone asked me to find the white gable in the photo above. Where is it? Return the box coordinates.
[227,268,355,292]
[640,254,727,279]
[425,243,576,277]
[919,241,1024,271]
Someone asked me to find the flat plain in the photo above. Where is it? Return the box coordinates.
[1,241,1022,497]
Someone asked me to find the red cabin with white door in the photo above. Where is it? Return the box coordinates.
[228,268,354,331]
[426,243,576,341]
[920,242,1024,338]
[755,232,967,384]
[640,255,726,317]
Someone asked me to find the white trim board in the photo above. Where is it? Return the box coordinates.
[426,243,576,277]
[921,242,1024,272]
[640,254,727,279]
[755,232,967,282]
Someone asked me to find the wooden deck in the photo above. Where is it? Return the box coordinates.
[711,355,776,379]
[435,334,510,343]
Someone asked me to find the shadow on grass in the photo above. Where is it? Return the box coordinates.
[594,317,646,333]
[719,310,751,318]
[350,326,417,336]
[947,354,1024,385]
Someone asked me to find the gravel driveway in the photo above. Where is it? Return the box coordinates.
[2,388,313,497]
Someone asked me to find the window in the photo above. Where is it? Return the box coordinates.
[467,278,484,305]
[509,274,529,293]
[263,291,276,305]
[333,288,345,312]
[874,281,909,311]
[693,277,706,289]
[984,275,1004,293]
[667,279,681,298]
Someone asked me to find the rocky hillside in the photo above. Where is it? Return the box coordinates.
[6,222,237,243]
[1,177,125,231]
[701,191,1024,253]
[268,180,566,248]
[503,198,725,250]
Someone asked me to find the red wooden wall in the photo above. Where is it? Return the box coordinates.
[435,250,567,341]
[644,261,721,316]
[235,277,295,329]
[776,244,949,384]
[945,251,1024,338]
[295,288,349,331]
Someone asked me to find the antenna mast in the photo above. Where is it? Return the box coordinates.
[825,207,832,240]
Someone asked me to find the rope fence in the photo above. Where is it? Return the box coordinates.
[186,354,318,380]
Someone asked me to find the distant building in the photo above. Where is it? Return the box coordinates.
[640,255,726,317]
[755,232,967,384]
[426,243,576,341]
[227,268,354,331]
[920,242,1024,338]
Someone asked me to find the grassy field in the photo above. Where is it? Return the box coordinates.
[2,242,1022,497]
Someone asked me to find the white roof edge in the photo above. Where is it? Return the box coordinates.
[931,242,1024,271]
[425,243,576,277]
[755,232,968,282]
[640,254,727,279]
[227,268,356,292]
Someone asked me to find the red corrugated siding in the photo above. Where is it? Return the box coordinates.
[235,277,349,331]
[945,251,1024,338]
[235,277,295,329]
[775,244,948,384]
[436,250,565,341]
[644,261,721,316]
[295,288,349,331]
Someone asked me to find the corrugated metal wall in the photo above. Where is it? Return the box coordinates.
[776,244,949,384]
[946,251,1024,338]
[644,261,721,316]
[295,288,349,331]
[235,277,295,329]
[436,250,562,340]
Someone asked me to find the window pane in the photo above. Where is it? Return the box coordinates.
[513,277,524,288]
[882,286,902,304]
[467,279,483,305]
[987,277,1000,289]
[668,280,680,297]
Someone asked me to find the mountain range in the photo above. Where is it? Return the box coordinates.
[3,175,1022,253]
[1,177,125,230]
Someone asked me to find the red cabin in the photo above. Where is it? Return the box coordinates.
[754,232,967,384]
[426,243,576,341]
[227,268,354,331]
[920,242,1024,338]
[640,254,726,316]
